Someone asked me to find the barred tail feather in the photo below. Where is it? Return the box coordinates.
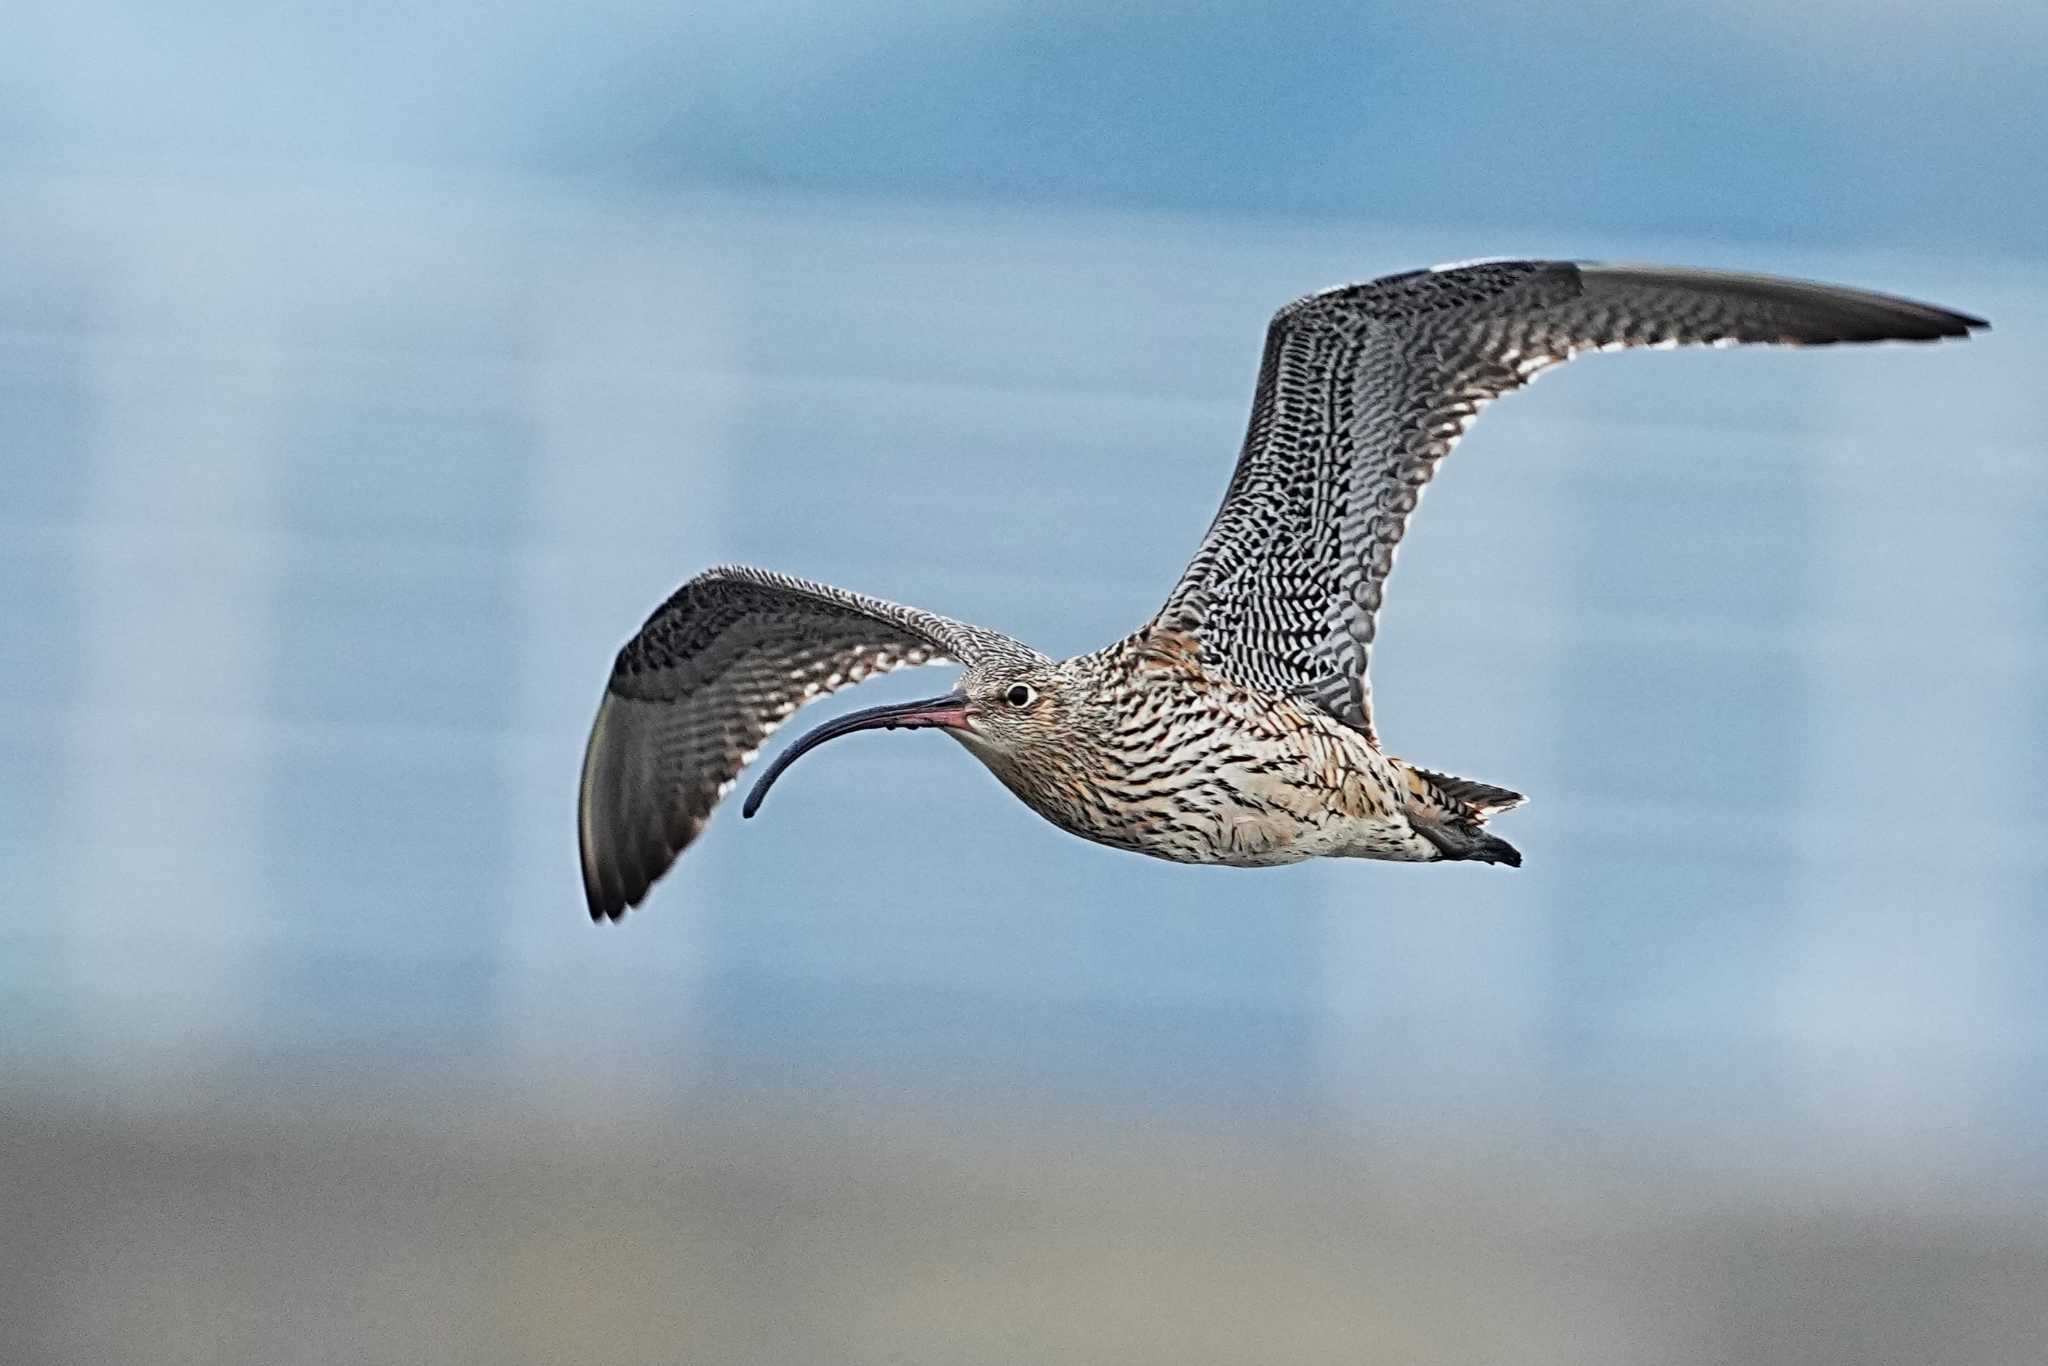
[1413,768,1526,817]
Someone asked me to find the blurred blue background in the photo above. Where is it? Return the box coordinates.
[3,3,2044,1363]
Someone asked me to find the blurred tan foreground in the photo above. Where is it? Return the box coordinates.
[7,1079,2044,1366]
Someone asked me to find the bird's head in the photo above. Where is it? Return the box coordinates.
[741,658,1100,819]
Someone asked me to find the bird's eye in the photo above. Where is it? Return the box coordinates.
[1005,683,1036,707]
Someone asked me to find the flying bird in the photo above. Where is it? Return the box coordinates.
[578,259,1983,919]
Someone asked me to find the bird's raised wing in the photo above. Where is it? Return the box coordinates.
[1154,260,1985,741]
[578,564,1038,919]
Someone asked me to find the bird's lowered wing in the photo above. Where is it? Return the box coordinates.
[1153,260,1985,742]
[578,565,1037,919]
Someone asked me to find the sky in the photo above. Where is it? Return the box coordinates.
[3,0,2043,249]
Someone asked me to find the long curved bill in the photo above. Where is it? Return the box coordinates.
[741,690,972,819]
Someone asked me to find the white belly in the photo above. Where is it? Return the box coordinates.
[1068,761,1444,868]
[964,674,1448,868]
[1200,809,1443,867]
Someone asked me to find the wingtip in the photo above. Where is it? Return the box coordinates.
[578,690,669,924]
[584,857,654,922]
[581,861,634,921]
[584,878,631,921]
[1907,305,1987,340]
[1571,261,1989,345]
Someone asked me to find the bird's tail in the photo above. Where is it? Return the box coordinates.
[1411,767,1526,817]
[1401,763,1526,867]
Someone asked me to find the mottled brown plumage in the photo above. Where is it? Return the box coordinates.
[578,259,1984,919]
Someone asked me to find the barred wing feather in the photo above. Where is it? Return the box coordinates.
[578,565,1036,919]
[1155,260,1985,742]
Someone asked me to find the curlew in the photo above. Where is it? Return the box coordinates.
[578,259,1984,919]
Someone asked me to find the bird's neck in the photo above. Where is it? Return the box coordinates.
[956,635,1216,848]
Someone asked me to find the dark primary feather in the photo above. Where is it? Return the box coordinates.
[577,565,1039,919]
[1154,259,1986,742]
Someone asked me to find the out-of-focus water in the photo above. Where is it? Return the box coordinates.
[4,170,2039,1168]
